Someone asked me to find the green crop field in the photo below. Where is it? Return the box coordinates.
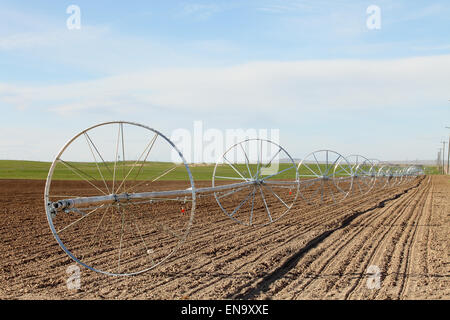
[423,166,441,175]
[0,160,439,181]
[0,160,298,181]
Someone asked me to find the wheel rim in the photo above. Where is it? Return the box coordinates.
[44,121,195,276]
[212,139,299,226]
[345,155,376,196]
[377,165,392,188]
[297,150,353,205]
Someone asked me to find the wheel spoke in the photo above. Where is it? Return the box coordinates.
[262,184,290,209]
[312,153,323,175]
[360,177,370,188]
[216,186,251,200]
[334,164,352,176]
[125,165,179,194]
[126,210,151,254]
[249,187,256,226]
[239,143,253,179]
[306,181,322,202]
[215,175,250,181]
[334,179,348,195]
[325,154,341,176]
[230,188,254,217]
[112,124,122,194]
[258,185,272,222]
[120,123,126,193]
[265,147,282,169]
[255,140,262,179]
[118,133,160,194]
[300,179,321,192]
[152,165,180,183]
[356,178,363,194]
[84,133,111,194]
[81,205,112,261]
[301,162,321,178]
[128,202,183,241]
[261,165,295,181]
[58,160,108,196]
[223,156,249,181]
[57,204,108,234]
[117,206,126,274]
[85,132,114,176]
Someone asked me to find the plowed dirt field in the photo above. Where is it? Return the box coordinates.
[0,176,448,299]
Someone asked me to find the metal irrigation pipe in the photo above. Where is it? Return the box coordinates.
[49,179,300,213]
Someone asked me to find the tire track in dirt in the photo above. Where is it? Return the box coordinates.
[287,180,425,299]
[97,181,391,298]
[174,182,416,299]
[341,177,431,299]
[376,176,449,300]
[293,180,425,299]
[228,178,423,299]
[270,177,427,300]
[135,183,404,298]
[77,180,421,299]
[397,177,434,299]
[2,176,448,300]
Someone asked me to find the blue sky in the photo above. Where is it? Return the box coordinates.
[0,0,449,161]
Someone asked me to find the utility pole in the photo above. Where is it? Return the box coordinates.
[442,141,447,174]
[446,127,450,175]
[437,148,442,174]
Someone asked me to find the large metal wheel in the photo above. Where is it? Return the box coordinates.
[345,155,376,196]
[297,150,353,205]
[377,165,393,188]
[212,139,299,226]
[391,167,403,186]
[369,159,383,190]
[44,121,195,276]
[405,166,421,182]
[395,168,404,185]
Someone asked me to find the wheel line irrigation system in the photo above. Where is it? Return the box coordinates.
[44,121,425,276]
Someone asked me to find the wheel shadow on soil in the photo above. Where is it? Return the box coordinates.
[228,180,423,300]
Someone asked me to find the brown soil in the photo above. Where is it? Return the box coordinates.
[0,176,448,300]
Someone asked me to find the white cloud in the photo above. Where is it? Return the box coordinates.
[0,126,71,161]
[1,55,450,117]
[387,3,448,25]
[178,3,223,19]
[0,24,188,74]
[257,0,345,14]
[412,44,450,52]
[0,26,109,51]
[2,55,449,161]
